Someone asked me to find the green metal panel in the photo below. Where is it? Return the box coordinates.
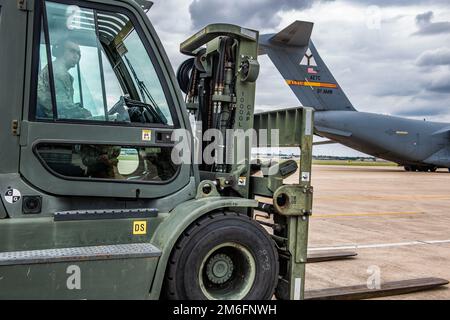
[254,107,310,147]
[180,24,258,55]
[0,216,162,252]
[249,176,274,197]
[0,198,6,219]
[0,256,158,299]
[0,214,164,299]
[0,0,27,174]
[286,107,313,300]
[0,173,196,219]
[231,33,259,199]
[180,23,259,200]
[253,107,314,300]
[19,121,191,199]
[15,0,194,200]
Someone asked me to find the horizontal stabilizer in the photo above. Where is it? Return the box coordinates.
[269,21,314,47]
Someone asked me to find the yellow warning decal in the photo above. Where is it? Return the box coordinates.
[142,129,152,141]
[286,80,338,89]
[133,221,147,235]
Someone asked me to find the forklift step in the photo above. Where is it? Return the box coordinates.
[0,243,161,266]
[304,277,449,300]
[54,208,158,221]
[307,250,357,263]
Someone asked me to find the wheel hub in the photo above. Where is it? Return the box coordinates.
[206,253,234,284]
[199,242,257,300]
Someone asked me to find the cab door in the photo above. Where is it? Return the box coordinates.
[0,0,194,299]
[21,0,191,201]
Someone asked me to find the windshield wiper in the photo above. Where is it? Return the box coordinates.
[123,55,168,124]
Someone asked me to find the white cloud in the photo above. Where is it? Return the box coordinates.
[147,0,193,68]
[274,1,450,121]
[416,47,450,66]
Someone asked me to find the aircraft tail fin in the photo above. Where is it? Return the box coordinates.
[259,21,356,112]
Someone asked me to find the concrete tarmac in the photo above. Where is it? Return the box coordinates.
[287,165,450,300]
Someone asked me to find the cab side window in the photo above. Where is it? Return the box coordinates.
[36,143,178,182]
[35,1,174,126]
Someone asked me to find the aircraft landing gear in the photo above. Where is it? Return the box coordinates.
[405,165,437,172]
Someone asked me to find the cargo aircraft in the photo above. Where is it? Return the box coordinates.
[259,21,450,172]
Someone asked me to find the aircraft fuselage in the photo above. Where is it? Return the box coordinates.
[315,111,450,168]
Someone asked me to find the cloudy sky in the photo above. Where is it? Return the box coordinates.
[147,0,450,156]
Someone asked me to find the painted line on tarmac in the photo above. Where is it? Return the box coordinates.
[309,239,450,252]
[315,195,450,201]
[312,211,422,218]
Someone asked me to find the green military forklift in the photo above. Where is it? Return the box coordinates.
[0,0,447,300]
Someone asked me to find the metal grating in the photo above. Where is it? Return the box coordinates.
[0,243,161,266]
[54,208,158,221]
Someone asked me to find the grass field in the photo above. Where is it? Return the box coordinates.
[312,160,397,166]
[118,155,397,167]
[118,155,138,161]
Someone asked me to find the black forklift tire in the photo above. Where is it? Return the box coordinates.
[163,211,279,300]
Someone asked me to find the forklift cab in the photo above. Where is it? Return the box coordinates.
[4,0,194,219]
[0,0,196,299]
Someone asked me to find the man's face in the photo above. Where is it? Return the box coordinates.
[63,41,81,69]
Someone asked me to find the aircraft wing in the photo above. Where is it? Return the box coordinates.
[315,125,352,137]
[432,127,450,136]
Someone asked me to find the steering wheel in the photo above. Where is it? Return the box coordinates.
[108,96,130,122]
